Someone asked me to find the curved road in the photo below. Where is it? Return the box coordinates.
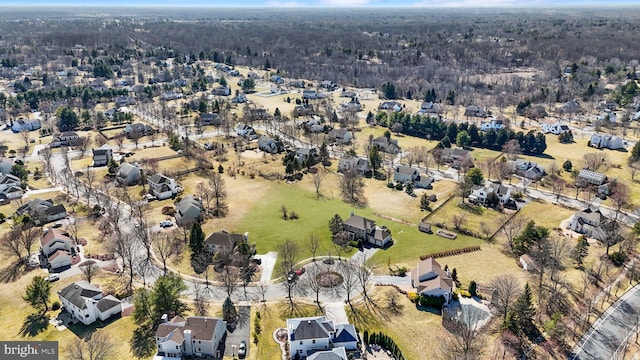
[571,284,640,360]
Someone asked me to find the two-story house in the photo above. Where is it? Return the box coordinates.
[441,148,473,169]
[116,163,141,186]
[393,165,434,189]
[343,213,392,247]
[40,228,75,271]
[58,281,121,325]
[16,198,67,226]
[0,173,23,199]
[469,183,511,206]
[11,118,41,133]
[286,316,357,359]
[258,135,285,154]
[175,196,203,226]
[338,157,370,175]
[568,208,607,241]
[589,134,625,150]
[577,169,610,196]
[124,123,153,139]
[147,174,178,200]
[378,101,402,112]
[327,129,352,145]
[50,132,80,148]
[410,257,454,303]
[155,315,226,358]
[91,145,113,167]
[479,118,504,132]
[205,231,247,254]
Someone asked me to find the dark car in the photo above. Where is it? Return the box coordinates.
[238,341,247,358]
[287,271,296,282]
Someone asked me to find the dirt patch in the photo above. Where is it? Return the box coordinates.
[317,271,343,288]
[121,306,135,317]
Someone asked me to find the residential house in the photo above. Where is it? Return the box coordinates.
[175,195,203,226]
[511,159,545,181]
[597,111,617,123]
[247,108,271,121]
[393,165,433,189]
[16,198,67,225]
[302,90,317,99]
[58,281,122,326]
[479,118,504,131]
[441,148,472,169]
[0,158,13,174]
[589,134,625,150]
[50,132,81,148]
[338,157,370,175]
[155,315,226,358]
[1,184,23,200]
[469,183,511,205]
[419,101,441,114]
[340,98,362,112]
[160,92,183,101]
[301,119,324,133]
[116,163,141,186]
[124,123,153,139]
[577,169,610,195]
[410,257,454,303]
[236,123,258,140]
[343,213,392,247]
[147,174,178,200]
[115,96,136,108]
[231,93,247,104]
[205,231,247,254]
[561,101,581,114]
[40,228,75,271]
[307,347,348,360]
[294,104,315,117]
[11,118,41,133]
[198,113,222,126]
[0,173,22,194]
[320,80,338,90]
[270,75,284,84]
[327,128,352,145]
[378,101,402,112]
[212,85,231,96]
[341,90,357,98]
[258,135,285,154]
[290,80,306,88]
[293,148,320,165]
[598,101,617,111]
[247,71,260,80]
[372,136,400,154]
[91,145,113,167]
[464,105,487,118]
[286,316,357,359]
[542,123,571,135]
[568,208,607,241]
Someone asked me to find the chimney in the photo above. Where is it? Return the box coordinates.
[183,329,193,355]
[160,314,168,323]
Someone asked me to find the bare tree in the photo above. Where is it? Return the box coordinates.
[196,181,214,217]
[152,231,173,276]
[208,172,228,217]
[148,129,159,147]
[302,263,324,309]
[255,281,269,305]
[551,178,566,202]
[83,166,96,205]
[1,229,26,265]
[489,274,521,320]
[278,239,300,308]
[502,139,521,161]
[19,129,30,150]
[439,305,486,360]
[340,260,359,309]
[308,234,320,262]
[340,169,366,206]
[217,266,238,298]
[66,331,112,360]
[192,282,209,316]
[609,181,629,221]
[355,256,376,307]
[311,170,325,199]
[582,152,608,172]
[78,136,91,156]
[80,262,100,284]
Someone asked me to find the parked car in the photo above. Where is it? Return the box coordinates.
[250,258,262,265]
[238,341,247,358]
[159,220,173,228]
[45,274,60,282]
[287,271,296,282]
[295,268,305,276]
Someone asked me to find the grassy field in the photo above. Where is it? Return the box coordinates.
[427,198,508,240]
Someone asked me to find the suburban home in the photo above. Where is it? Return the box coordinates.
[479,118,504,131]
[286,316,357,359]
[91,145,113,167]
[294,148,320,165]
[410,257,454,303]
[0,158,14,174]
[338,157,370,175]
[598,100,617,111]
[155,315,226,358]
[212,85,231,96]
[270,75,284,84]
[589,134,625,150]
[247,108,271,121]
[302,90,317,99]
[419,101,441,114]
[0,173,21,193]
[115,96,136,108]
[320,80,338,90]
[597,111,617,123]
[393,165,433,189]
[469,183,511,205]
[542,123,571,135]
[341,98,362,112]
[58,281,122,326]
[343,213,392,247]
[307,347,348,360]
[294,104,315,117]
[116,163,142,186]
[1,184,23,200]
[16,198,67,225]
[561,101,581,114]
[11,118,41,132]
[205,231,247,254]
[378,101,402,112]
[511,159,545,181]
[464,105,487,118]
[576,169,611,195]
[160,91,183,101]
[147,173,179,200]
[327,128,352,145]
[124,123,153,139]
[198,113,222,126]
[441,148,472,169]
[258,135,285,154]
[40,228,75,271]
[568,208,607,241]
[175,195,203,226]
[247,71,260,79]
[372,136,400,154]
[519,254,537,272]
[236,122,258,140]
[301,119,324,134]
[290,80,306,88]
[50,132,81,148]
[231,93,247,104]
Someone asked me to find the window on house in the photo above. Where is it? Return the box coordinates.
[312,340,316,344]
[176,346,179,349]
[300,341,303,345]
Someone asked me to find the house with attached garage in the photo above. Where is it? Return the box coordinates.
[0,173,22,199]
[116,163,142,186]
[393,165,433,189]
[568,208,607,241]
[11,118,41,133]
[57,281,122,325]
[589,134,625,150]
[542,122,571,135]
[372,136,400,154]
[258,135,285,154]
[576,169,611,196]
[40,228,75,271]
[205,231,247,254]
[469,183,511,206]
[511,159,545,181]
[479,118,504,131]
[410,257,454,303]
[286,316,357,359]
[441,148,473,169]
[147,173,179,200]
[378,101,402,112]
[124,123,154,139]
[307,347,348,360]
[49,131,81,148]
[155,315,226,358]
[303,89,317,99]
[343,213,392,247]
[419,101,441,114]
[198,113,222,126]
[464,105,487,118]
[16,198,67,226]
[91,145,113,167]
[338,156,370,175]
[175,195,203,226]
[327,128,352,145]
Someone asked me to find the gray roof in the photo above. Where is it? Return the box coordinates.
[96,295,122,312]
[578,169,607,184]
[344,215,375,231]
[205,231,245,249]
[334,324,357,343]
[58,281,102,310]
[155,316,223,343]
[290,318,332,341]
[395,165,416,176]
[148,173,172,185]
[307,348,348,360]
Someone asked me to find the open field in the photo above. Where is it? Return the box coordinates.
[427,198,508,240]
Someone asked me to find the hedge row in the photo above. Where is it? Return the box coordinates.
[419,246,481,260]
[363,331,406,360]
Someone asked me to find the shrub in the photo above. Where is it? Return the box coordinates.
[419,246,481,260]
[609,251,627,267]
[469,280,478,297]
[418,294,446,309]
[288,211,299,220]
[395,182,403,191]
[407,292,419,303]
[52,301,61,311]
[458,290,471,298]
[387,182,394,189]
[161,206,176,216]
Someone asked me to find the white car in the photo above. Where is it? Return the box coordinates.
[45,274,60,282]
[160,220,173,228]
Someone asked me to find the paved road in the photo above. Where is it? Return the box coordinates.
[571,284,640,360]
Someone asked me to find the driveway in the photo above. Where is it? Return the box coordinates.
[224,305,251,358]
[571,284,640,359]
[257,252,277,283]
[324,302,348,324]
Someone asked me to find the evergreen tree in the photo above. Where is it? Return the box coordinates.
[222,297,238,322]
[420,193,431,211]
[513,221,549,255]
[369,146,382,175]
[573,235,589,267]
[511,283,536,337]
[56,106,79,132]
[469,280,478,297]
[631,142,640,162]
[23,276,51,313]
[189,222,205,254]
[219,76,227,87]
[328,214,344,234]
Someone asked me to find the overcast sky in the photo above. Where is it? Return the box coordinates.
[1,0,638,7]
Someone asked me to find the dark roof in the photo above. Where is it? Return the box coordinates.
[291,319,330,341]
[58,281,102,310]
[148,173,171,184]
[334,324,357,343]
[205,231,245,249]
[344,215,375,231]
[96,295,121,312]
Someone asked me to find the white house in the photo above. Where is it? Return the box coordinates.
[511,159,545,181]
[469,183,511,205]
[286,316,357,359]
[40,228,75,271]
[589,134,625,150]
[378,101,402,112]
[155,315,226,358]
[393,165,433,189]
[338,157,370,175]
[57,281,122,325]
[147,173,178,200]
[568,208,606,241]
[542,123,571,135]
[307,347,348,360]
[479,118,504,131]
[410,257,454,303]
